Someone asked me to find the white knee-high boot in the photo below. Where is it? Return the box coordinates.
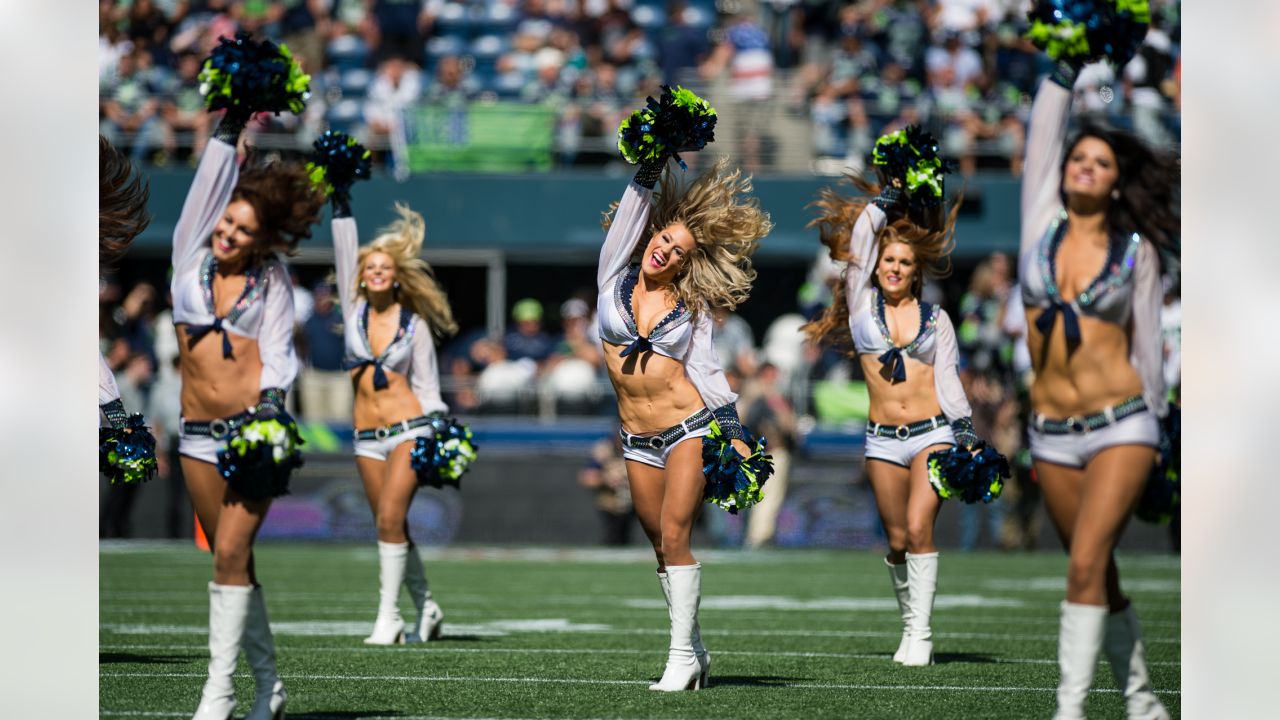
[902,552,938,666]
[193,582,252,720]
[659,569,710,685]
[243,586,287,720]
[1054,601,1108,720]
[364,541,407,645]
[885,558,912,663]
[403,544,444,642]
[1104,604,1170,720]
[650,563,706,691]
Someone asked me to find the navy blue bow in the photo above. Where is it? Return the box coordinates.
[344,357,389,389]
[878,347,907,383]
[620,336,653,358]
[186,317,233,359]
[1036,302,1081,345]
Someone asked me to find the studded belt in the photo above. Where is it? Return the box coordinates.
[867,415,948,441]
[1032,396,1148,435]
[619,408,713,450]
[354,415,436,442]
[181,409,259,441]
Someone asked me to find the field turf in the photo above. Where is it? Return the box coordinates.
[100,543,1180,719]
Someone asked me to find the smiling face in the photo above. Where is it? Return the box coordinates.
[211,199,261,269]
[361,251,398,295]
[1062,136,1120,204]
[876,241,918,301]
[639,222,696,284]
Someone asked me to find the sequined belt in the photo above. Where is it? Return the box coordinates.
[181,409,258,440]
[354,415,435,442]
[1032,396,1148,435]
[619,408,713,450]
[867,415,948,441]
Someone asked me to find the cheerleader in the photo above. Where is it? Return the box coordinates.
[1020,43,1178,720]
[175,36,325,720]
[803,135,978,667]
[326,155,459,645]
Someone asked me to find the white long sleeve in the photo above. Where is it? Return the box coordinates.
[99,352,121,406]
[409,316,449,416]
[845,204,888,319]
[1130,240,1168,418]
[683,310,737,412]
[332,215,360,324]
[258,258,299,391]
[932,310,974,423]
[1020,80,1071,261]
[598,182,653,289]
[172,139,238,276]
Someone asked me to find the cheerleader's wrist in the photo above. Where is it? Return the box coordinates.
[1049,60,1079,89]
[633,158,666,189]
[213,109,250,144]
[101,398,129,430]
[950,417,980,450]
[332,192,352,219]
[255,388,287,416]
[712,403,747,442]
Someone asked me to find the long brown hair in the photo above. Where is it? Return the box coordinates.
[99,135,151,272]
[231,148,326,262]
[802,174,959,354]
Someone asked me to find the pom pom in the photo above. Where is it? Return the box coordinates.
[1025,0,1150,66]
[216,415,305,500]
[872,125,957,212]
[617,85,717,170]
[701,420,773,514]
[306,130,372,197]
[1136,405,1179,524]
[409,416,478,488]
[99,414,158,485]
[928,444,1010,504]
[198,32,311,116]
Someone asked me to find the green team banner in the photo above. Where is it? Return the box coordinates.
[407,103,557,173]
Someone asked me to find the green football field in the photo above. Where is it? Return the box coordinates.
[100,543,1180,719]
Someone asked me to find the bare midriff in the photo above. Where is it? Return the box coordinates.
[1025,310,1143,418]
[352,369,423,429]
[603,341,705,434]
[860,355,944,426]
[176,325,263,420]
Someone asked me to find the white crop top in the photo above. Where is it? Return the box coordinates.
[1018,80,1167,417]
[169,139,298,391]
[595,181,737,413]
[843,203,974,425]
[99,352,120,406]
[332,216,448,416]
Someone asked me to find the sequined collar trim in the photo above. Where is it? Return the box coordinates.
[614,263,691,343]
[199,253,265,326]
[1037,212,1141,310]
[356,300,415,359]
[873,287,938,354]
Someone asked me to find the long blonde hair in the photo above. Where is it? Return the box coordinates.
[602,156,773,316]
[355,203,459,340]
[802,174,959,354]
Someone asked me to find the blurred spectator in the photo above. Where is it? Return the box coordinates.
[740,363,799,548]
[364,55,422,155]
[100,47,166,164]
[711,307,756,376]
[299,283,353,423]
[544,297,604,412]
[578,435,635,545]
[999,282,1039,550]
[125,0,174,66]
[271,0,332,74]
[504,298,555,364]
[701,3,776,171]
[364,0,430,65]
[159,51,212,162]
[291,269,315,326]
[424,55,481,105]
[926,31,983,92]
[1123,18,1176,147]
[655,1,710,85]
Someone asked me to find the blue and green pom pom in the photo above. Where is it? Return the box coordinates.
[701,420,773,514]
[410,416,477,488]
[872,125,957,211]
[199,31,311,116]
[928,444,1010,504]
[1136,405,1179,524]
[1025,0,1150,66]
[216,415,305,499]
[617,85,717,170]
[307,130,372,197]
[99,414,158,485]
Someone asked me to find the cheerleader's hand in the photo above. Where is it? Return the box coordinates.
[872,183,906,215]
[730,438,752,458]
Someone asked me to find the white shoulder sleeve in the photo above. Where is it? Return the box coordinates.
[409,316,449,416]
[845,204,888,319]
[683,310,737,412]
[598,182,653,290]
[99,352,121,405]
[1021,80,1071,263]
[173,139,238,276]
[332,215,360,323]
[932,310,975,423]
[258,258,299,392]
[1130,240,1168,418]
